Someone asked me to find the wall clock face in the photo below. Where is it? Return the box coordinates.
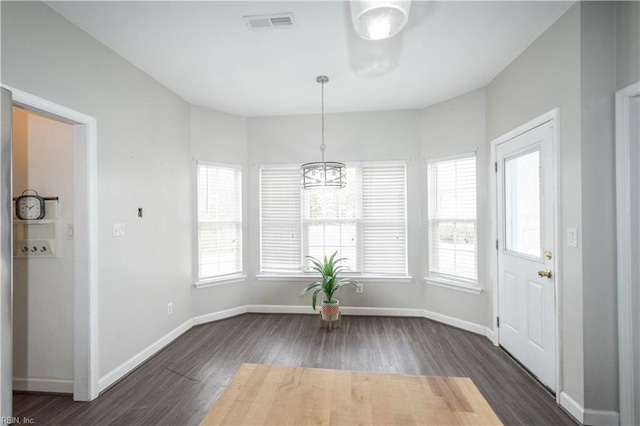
[15,192,46,220]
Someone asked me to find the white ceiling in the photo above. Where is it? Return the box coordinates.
[46,1,573,117]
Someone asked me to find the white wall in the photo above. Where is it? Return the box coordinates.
[580,1,618,413]
[1,1,192,379]
[190,105,248,316]
[486,2,584,407]
[246,110,424,309]
[12,107,74,388]
[419,88,490,327]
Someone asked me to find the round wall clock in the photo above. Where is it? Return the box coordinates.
[15,189,46,220]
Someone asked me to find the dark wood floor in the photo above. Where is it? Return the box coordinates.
[14,314,576,425]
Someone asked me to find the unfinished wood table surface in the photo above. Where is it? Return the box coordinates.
[200,363,503,426]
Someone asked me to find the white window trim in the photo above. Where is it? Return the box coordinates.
[194,160,243,283]
[426,150,478,165]
[423,274,482,295]
[195,273,247,289]
[426,151,478,282]
[256,273,413,283]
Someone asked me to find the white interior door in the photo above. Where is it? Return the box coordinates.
[497,120,556,391]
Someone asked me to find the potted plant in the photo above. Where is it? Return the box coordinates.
[300,251,359,321]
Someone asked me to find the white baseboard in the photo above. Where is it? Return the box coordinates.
[13,377,73,394]
[559,391,620,425]
[95,304,492,397]
[422,309,489,336]
[193,305,248,325]
[584,409,620,426]
[485,327,496,343]
[247,305,487,335]
[247,304,312,315]
[98,318,193,393]
[246,304,424,318]
[342,306,423,317]
[560,391,584,423]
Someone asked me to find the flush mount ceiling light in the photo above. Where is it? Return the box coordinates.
[301,76,346,190]
[350,0,411,41]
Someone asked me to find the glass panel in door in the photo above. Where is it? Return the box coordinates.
[504,148,542,258]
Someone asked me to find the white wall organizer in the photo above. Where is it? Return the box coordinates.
[13,197,59,258]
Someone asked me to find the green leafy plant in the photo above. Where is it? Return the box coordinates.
[300,251,359,311]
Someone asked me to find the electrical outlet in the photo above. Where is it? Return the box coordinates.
[112,223,125,237]
[356,283,363,294]
[167,302,173,316]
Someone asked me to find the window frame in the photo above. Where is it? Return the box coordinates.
[425,152,479,292]
[302,166,362,273]
[259,161,411,281]
[194,160,245,288]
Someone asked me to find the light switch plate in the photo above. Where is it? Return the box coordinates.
[113,223,125,237]
[567,227,578,247]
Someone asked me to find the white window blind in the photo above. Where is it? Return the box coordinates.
[197,162,242,280]
[427,154,477,281]
[260,167,302,272]
[260,162,407,276]
[362,163,408,275]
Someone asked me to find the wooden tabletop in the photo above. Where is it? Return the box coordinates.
[201,363,503,425]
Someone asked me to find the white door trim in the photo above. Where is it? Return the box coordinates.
[2,85,99,401]
[616,81,640,426]
[489,108,562,400]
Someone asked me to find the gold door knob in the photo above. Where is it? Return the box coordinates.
[538,269,553,279]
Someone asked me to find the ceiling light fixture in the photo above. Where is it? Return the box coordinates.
[301,76,346,190]
[350,0,411,41]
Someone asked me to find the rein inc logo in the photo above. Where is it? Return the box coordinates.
[1,417,35,424]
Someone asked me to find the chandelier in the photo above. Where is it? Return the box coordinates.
[301,75,346,189]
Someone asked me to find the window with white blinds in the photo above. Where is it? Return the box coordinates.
[260,162,407,276]
[427,154,477,282]
[197,162,242,281]
[260,167,302,272]
[303,168,361,272]
[362,163,408,275]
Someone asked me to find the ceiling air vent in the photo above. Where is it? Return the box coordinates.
[243,13,295,30]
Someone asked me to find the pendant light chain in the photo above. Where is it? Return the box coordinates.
[300,74,346,189]
[320,77,325,163]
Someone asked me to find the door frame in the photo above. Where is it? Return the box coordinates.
[1,88,14,419]
[615,81,640,426]
[489,108,562,400]
[1,85,99,401]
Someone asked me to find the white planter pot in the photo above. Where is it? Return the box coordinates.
[321,299,340,321]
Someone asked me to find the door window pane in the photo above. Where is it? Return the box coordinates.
[504,149,541,257]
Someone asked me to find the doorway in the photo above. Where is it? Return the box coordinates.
[491,109,560,394]
[0,86,99,416]
[12,107,75,394]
